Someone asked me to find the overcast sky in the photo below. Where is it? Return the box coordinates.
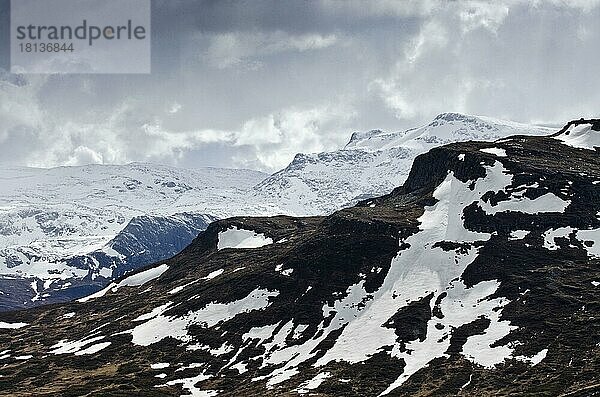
[1,0,599,172]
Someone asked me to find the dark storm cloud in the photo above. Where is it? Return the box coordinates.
[152,0,422,35]
[148,0,422,77]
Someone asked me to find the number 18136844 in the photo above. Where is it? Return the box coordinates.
[19,43,75,53]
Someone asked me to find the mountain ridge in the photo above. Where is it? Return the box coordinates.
[256,112,554,214]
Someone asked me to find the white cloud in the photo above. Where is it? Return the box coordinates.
[204,31,339,69]
[0,77,233,168]
[370,1,600,125]
[64,146,104,166]
[532,0,600,12]
[168,103,182,114]
[233,103,355,171]
[0,73,354,172]
[458,1,510,34]
[404,19,448,65]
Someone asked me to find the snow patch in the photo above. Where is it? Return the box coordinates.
[231,362,247,374]
[76,283,115,303]
[292,324,309,339]
[99,267,113,278]
[384,280,512,394]
[576,228,600,258]
[202,269,224,280]
[296,372,331,394]
[163,372,215,397]
[50,335,106,355]
[78,263,169,302]
[460,374,472,391]
[168,280,198,295]
[275,264,294,276]
[134,303,173,322]
[515,348,548,366]
[129,288,278,346]
[243,323,280,344]
[0,321,28,329]
[480,193,570,215]
[118,263,170,287]
[480,147,507,157]
[461,301,516,368]
[74,342,111,355]
[509,230,530,240]
[543,227,575,250]
[217,227,273,250]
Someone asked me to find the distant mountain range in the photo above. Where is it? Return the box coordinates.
[0,113,555,310]
[0,164,269,310]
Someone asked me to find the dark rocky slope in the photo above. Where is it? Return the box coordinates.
[0,123,599,396]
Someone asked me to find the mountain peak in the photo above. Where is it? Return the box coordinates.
[432,112,474,122]
[343,113,553,152]
[345,129,388,148]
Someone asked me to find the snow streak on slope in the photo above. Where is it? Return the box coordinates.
[313,162,516,394]
[128,288,279,346]
[78,263,169,303]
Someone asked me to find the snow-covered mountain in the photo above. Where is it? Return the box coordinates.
[0,164,272,309]
[1,120,598,396]
[0,113,556,310]
[255,113,554,214]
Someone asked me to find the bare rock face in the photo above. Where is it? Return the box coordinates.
[0,122,599,396]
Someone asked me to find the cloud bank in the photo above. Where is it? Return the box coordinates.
[1,0,599,171]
